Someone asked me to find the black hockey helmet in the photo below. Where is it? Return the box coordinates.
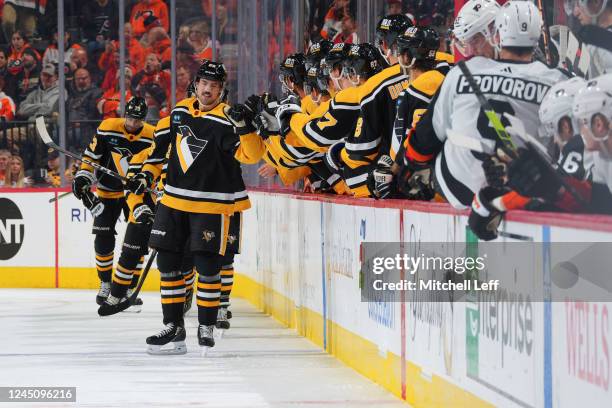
[397,26,439,62]
[125,96,147,120]
[304,63,328,100]
[279,53,307,87]
[196,59,227,83]
[375,14,413,59]
[343,43,384,84]
[321,42,351,77]
[306,39,333,69]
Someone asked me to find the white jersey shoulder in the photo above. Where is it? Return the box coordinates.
[592,152,612,194]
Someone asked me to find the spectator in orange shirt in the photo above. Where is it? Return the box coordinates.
[147,26,172,64]
[188,21,213,61]
[332,14,358,44]
[7,30,39,76]
[129,0,169,39]
[175,65,192,102]
[124,22,146,71]
[0,76,15,120]
[131,52,171,101]
[97,66,133,119]
[321,0,350,40]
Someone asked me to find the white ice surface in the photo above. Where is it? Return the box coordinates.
[0,289,407,408]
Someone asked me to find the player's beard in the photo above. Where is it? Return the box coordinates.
[198,91,222,111]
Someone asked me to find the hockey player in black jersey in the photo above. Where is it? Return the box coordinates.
[72,97,155,305]
[128,61,265,354]
[367,26,447,199]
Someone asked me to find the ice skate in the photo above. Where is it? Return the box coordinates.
[146,323,187,355]
[197,324,215,356]
[122,288,143,313]
[215,307,230,330]
[95,281,111,305]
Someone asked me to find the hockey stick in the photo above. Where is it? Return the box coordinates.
[49,191,72,203]
[536,0,554,66]
[36,116,156,195]
[98,249,157,316]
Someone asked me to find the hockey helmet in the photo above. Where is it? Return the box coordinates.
[396,26,440,73]
[279,53,307,93]
[375,14,413,63]
[452,0,499,56]
[196,60,227,83]
[539,76,586,145]
[573,73,612,150]
[306,40,333,69]
[342,43,383,85]
[125,96,147,120]
[494,1,542,50]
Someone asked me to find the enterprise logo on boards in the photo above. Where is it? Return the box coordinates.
[0,198,25,260]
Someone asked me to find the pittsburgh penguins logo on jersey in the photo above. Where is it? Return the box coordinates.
[111,147,133,177]
[176,125,208,173]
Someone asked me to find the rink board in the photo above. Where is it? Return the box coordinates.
[1,189,612,407]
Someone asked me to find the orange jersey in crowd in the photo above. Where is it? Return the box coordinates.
[98,88,133,119]
[0,92,16,120]
[130,0,169,38]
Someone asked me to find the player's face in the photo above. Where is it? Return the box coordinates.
[197,78,223,107]
[458,33,495,59]
[591,113,610,140]
[557,116,574,143]
[125,117,144,132]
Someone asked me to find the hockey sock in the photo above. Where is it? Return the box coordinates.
[220,263,234,310]
[111,252,142,298]
[194,253,222,326]
[183,268,196,296]
[95,252,114,282]
[129,255,145,290]
[157,250,185,325]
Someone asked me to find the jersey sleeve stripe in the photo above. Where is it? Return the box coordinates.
[406,86,432,104]
[330,100,361,110]
[203,115,232,127]
[97,130,127,138]
[304,122,336,146]
[345,137,381,152]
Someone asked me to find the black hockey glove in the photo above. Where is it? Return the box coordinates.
[275,95,301,138]
[253,111,280,139]
[507,144,562,202]
[244,94,263,115]
[133,203,155,226]
[367,155,395,199]
[72,170,95,200]
[482,156,507,189]
[324,140,345,175]
[82,190,105,217]
[396,158,434,201]
[127,171,153,195]
[226,104,256,135]
[468,186,508,241]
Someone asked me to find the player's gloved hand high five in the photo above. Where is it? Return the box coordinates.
[225,104,256,135]
[72,170,95,200]
[482,156,508,189]
[275,95,301,137]
[324,139,345,175]
[132,203,155,226]
[127,171,153,195]
[468,186,508,241]
[367,155,395,199]
[253,93,280,138]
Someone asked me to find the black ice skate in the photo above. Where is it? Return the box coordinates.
[197,325,215,356]
[146,323,187,355]
[96,281,111,305]
[215,307,230,330]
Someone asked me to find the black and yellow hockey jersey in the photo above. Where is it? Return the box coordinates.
[390,68,447,161]
[289,86,361,153]
[81,118,155,199]
[301,94,319,116]
[141,97,265,214]
[340,63,409,196]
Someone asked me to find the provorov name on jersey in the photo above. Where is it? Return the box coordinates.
[456,75,551,104]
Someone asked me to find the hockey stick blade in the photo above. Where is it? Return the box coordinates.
[446,129,495,155]
[98,298,133,316]
[457,61,517,154]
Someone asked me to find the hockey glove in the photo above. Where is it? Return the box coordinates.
[396,158,434,201]
[275,95,301,138]
[468,186,508,241]
[225,104,256,135]
[253,111,280,139]
[244,94,263,115]
[324,140,345,175]
[482,156,507,189]
[507,144,562,202]
[82,190,105,217]
[72,170,95,200]
[367,155,395,199]
[133,203,155,226]
[127,171,153,195]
